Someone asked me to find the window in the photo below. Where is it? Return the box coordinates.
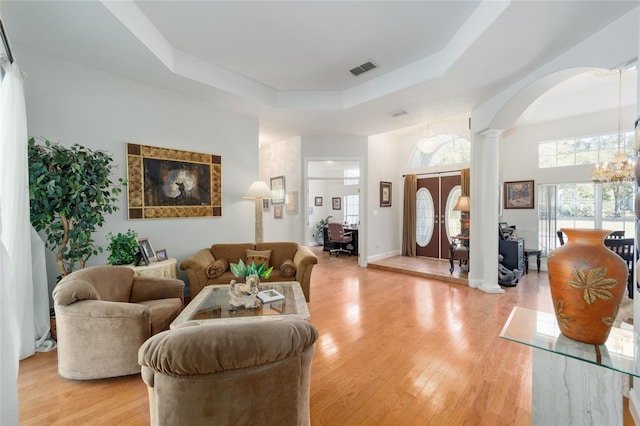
[344,195,359,226]
[409,134,471,168]
[538,131,634,168]
[344,168,359,186]
[538,181,634,254]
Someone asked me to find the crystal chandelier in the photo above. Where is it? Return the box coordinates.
[592,69,634,183]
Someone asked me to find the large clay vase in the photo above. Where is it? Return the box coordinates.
[547,228,628,345]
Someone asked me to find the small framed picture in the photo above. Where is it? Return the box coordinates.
[332,197,341,210]
[274,205,283,219]
[262,198,270,212]
[314,196,323,206]
[137,238,155,265]
[286,191,298,214]
[156,249,168,261]
[270,175,285,205]
[504,180,535,209]
[380,181,392,207]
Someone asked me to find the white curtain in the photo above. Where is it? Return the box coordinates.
[0,57,53,425]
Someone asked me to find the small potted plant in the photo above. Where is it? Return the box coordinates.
[106,230,139,265]
[314,215,332,243]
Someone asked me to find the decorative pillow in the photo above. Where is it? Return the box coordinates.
[280,259,297,278]
[206,259,229,279]
[246,249,271,269]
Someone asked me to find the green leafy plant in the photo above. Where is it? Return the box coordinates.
[230,259,274,280]
[28,137,125,277]
[314,215,333,241]
[106,230,139,265]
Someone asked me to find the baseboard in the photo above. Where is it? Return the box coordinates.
[366,250,401,263]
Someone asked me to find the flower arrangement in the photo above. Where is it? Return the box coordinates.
[230,259,274,281]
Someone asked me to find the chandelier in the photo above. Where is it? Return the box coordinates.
[592,69,634,183]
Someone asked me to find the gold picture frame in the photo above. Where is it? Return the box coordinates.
[504,180,535,209]
[126,143,222,219]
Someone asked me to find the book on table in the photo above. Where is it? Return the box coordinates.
[258,289,285,303]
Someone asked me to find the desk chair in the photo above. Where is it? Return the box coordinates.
[327,222,353,256]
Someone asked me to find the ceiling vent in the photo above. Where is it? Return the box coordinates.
[387,109,408,118]
[350,61,377,77]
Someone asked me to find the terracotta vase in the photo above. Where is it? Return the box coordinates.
[547,228,628,344]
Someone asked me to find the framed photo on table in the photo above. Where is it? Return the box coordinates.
[155,249,167,261]
[137,237,155,265]
[504,180,535,209]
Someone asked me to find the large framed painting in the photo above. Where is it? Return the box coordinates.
[504,180,535,209]
[126,143,222,219]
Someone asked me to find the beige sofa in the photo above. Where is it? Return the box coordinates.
[52,265,184,380]
[180,242,317,301]
[139,319,318,426]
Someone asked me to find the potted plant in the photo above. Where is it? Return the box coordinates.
[314,215,332,243]
[28,137,125,277]
[106,230,139,265]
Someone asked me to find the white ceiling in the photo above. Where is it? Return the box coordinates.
[1,1,638,143]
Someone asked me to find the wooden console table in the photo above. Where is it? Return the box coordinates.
[500,307,638,425]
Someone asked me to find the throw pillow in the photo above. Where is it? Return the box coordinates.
[280,259,297,278]
[246,249,271,269]
[206,259,229,279]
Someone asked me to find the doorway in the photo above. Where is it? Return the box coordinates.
[416,175,461,258]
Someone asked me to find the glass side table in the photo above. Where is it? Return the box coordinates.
[500,306,639,425]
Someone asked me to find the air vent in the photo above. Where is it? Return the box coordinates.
[350,61,377,76]
[387,109,408,118]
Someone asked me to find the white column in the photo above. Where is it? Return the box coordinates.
[469,129,504,293]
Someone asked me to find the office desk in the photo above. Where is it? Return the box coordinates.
[323,227,358,255]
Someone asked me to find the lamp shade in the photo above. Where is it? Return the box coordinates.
[243,181,272,199]
[453,195,470,211]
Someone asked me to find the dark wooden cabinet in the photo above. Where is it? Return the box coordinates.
[323,227,358,255]
[499,238,524,275]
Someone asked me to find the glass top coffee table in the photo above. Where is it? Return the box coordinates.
[171,281,310,328]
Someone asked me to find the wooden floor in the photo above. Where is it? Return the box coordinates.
[17,247,633,425]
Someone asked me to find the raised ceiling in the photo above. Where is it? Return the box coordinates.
[1,1,638,143]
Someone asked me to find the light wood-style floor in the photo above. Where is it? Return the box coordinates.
[17,247,633,425]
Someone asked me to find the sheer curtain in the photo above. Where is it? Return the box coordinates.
[0,56,53,424]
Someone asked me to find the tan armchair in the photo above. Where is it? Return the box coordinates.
[52,265,184,380]
[139,319,318,426]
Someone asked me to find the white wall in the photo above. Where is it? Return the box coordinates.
[260,137,302,243]
[367,133,401,261]
[19,50,259,296]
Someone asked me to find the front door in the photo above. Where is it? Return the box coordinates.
[416,175,461,258]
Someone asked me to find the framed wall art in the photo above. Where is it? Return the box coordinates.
[270,176,285,205]
[504,180,535,209]
[126,143,222,219]
[262,199,270,212]
[380,181,392,207]
[315,196,323,206]
[274,205,283,219]
[332,197,341,210]
[286,191,298,214]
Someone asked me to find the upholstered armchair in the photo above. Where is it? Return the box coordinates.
[52,265,184,380]
[138,319,318,426]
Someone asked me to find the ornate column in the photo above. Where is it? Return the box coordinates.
[469,129,504,293]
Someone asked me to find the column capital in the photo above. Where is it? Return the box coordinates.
[479,128,504,139]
